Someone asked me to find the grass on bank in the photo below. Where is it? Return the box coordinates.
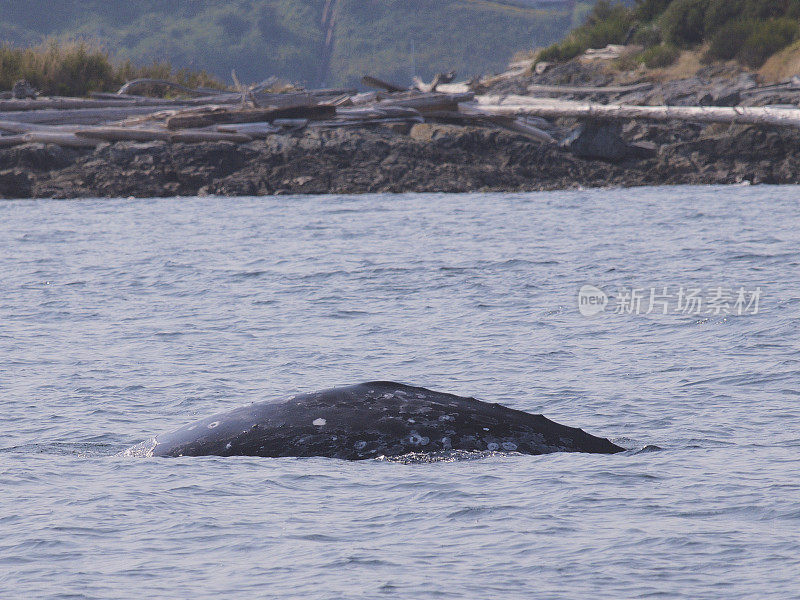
[0,40,224,97]
[538,0,800,70]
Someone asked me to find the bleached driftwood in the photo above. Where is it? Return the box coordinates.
[0,105,181,125]
[216,122,281,137]
[0,134,26,147]
[271,119,309,130]
[488,116,557,144]
[0,119,50,133]
[336,106,421,120]
[412,72,456,93]
[422,109,556,144]
[472,95,800,128]
[379,92,474,113]
[0,97,181,111]
[117,79,219,96]
[527,82,653,95]
[310,117,424,129]
[435,82,472,94]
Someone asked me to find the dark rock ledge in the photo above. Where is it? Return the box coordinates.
[2,121,799,200]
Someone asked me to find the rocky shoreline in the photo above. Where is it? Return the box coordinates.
[4,61,800,198]
[3,121,799,199]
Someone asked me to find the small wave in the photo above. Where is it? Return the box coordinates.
[230,270,269,279]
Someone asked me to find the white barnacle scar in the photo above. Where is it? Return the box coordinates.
[313,418,327,426]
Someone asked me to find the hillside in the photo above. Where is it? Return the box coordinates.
[539,0,800,71]
[0,0,588,87]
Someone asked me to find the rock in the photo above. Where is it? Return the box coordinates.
[3,115,800,197]
[0,143,81,171]
[11,80,38,100]
[0,169,33,198]
[561,121,630,162]
[627,141,658,159]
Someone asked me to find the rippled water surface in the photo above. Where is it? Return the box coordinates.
[1,187,799,599]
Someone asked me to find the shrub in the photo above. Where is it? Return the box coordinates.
[703,0,745,34]
[634,0,672,21]
[705,17,800,67]
[538,38,586,62]
[788,0,800,20]
[0,39,223,97]
[632,24,663,48]
[738,18,800,67]
[662,0,711,47]
[639,43,680,67]
[740,0,793,21]
[705,19,755,61]
[537,1,634,62]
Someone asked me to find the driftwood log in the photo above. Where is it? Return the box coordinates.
[165,105,336,129]
[378,92,474,113]
[117,79,220,97]
[473,95,800,128]
[526,82,653,95]
[0,105,182,125]
[14,73,800,154]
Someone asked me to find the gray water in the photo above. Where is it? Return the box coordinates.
[1,187,798,599]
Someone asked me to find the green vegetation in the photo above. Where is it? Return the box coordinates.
[707,18,799,67]
[0,0,579,88]
[638,42,680,67]
[539,1,635,62]
[0,40,222,96]
[539,0,800,69]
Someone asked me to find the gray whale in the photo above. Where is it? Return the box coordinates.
[138,382,624,459]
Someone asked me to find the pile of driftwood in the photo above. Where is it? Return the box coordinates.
[0,75,556,149]
[4,73,800,151]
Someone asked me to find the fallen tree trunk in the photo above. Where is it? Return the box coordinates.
[0,119,51,133]
[335,106,422,119]
[0,105,180,125]
[487,116,557,144]
[0,94,244,112]
[472,96,800,128]
[117,79,221,96]
[216,122,281,137]
[379,92,474,113]
[309,117,424,129]
[165,105,336,129]
[0,134,27,147]
[526,82,652,95]
[0,97,179,111]
[423,110,556,143]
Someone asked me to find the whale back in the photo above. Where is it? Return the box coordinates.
[149,381,624,459]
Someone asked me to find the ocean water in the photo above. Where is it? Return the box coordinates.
[1,187,798,599]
